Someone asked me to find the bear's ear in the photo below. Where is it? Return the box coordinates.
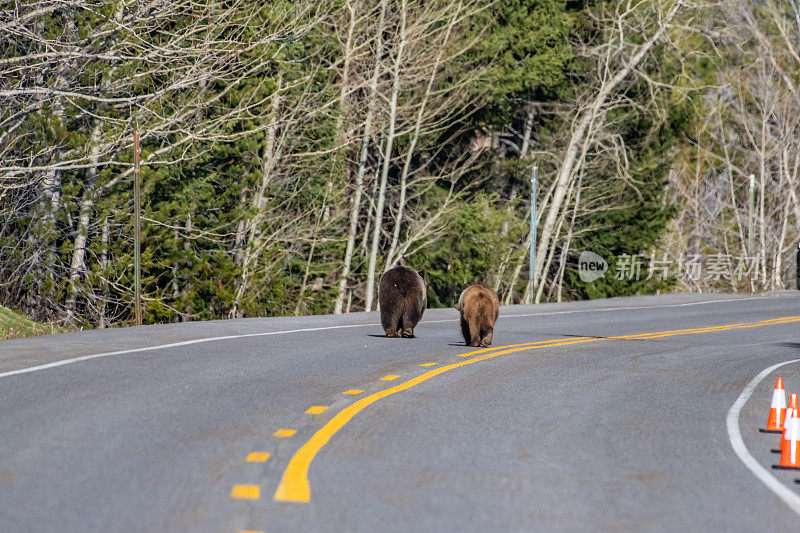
[461,282,469,290]
[417,269,426,280]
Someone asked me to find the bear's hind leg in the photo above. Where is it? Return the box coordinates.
[469,326,481,347]
[397,316,409,338]
[401,303,420,338]
[382,304,402,338]
[480,327,493,347]
[460,317,471,345]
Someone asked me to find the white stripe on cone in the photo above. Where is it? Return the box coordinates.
[784,408,797,446]
[773,387,787,410]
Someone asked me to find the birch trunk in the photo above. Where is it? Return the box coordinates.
[364,0,408,311]
[758,117,768,287]
[26,12,75,316]
[721,136,749,261]
[555,175,582,303]
[65,121,103,322]
[531,1,683,291]
[493,247,515,293]
[98,216,109,328]
[774,201,790,290]
[504,239,528,305]
[295,181,332,315]
[384,1,461,271]
[361,162,380,259]
[232,187,249,268]
[231,75,283,318]
[496,105,535,292]
[533,175,577,304]
[783,148,800,236]
[501,107,535,237]
[334,0,388,314]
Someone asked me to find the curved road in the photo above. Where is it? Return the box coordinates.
[1,292,799,532]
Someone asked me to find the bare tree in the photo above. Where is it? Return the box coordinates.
[528,0,688,299]
[665,0,800,292]
[333,0,390,314]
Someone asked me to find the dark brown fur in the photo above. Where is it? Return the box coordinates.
[378,266,427,338]
[454,285,499,347]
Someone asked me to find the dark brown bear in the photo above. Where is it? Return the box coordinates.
[454,285,499,347]
[378,266,427,338]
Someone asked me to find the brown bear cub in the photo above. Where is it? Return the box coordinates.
[378,266,427,338]
[455,285,499,347]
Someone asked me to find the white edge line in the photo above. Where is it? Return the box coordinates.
[428,295,770,323]
[0,295,774,379]
[0,323,376,379]
[726,358,800,515]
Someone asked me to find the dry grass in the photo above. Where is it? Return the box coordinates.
[0,306,63,340]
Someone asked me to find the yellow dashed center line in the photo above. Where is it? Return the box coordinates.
[380,374,400,381]
[231,484,260,500]
[306,405,328,415]
[273,429,296,438]
[419,362,438,367]
[273,315,800,503]
[342,389,364,395]
[246,452,270,463]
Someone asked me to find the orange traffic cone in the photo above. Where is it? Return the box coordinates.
[774,410,800,469]
[762,377,786,433]
[778,395,799,454]
[777,408,794,454]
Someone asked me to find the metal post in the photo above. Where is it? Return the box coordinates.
[747,173,755,294]
[133,130,142,326]
[747,173,755,254]
[796,242,800,290]
[528,164,538,305]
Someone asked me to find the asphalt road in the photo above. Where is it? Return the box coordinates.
[1,292,800,532]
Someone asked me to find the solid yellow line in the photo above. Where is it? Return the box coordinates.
[454,336,594,357]
[448,324,744,355]
[761,316,800,323]
[273,316,800,503]
[272,338,596,503]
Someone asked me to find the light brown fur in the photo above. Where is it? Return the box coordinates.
[454,285,499,347]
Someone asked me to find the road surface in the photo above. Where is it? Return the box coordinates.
[1,292,799,532]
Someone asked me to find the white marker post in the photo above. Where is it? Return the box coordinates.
[133,130,142,326]
[748,173,755,294]
[528,164,537,305]
[748,173,755,254]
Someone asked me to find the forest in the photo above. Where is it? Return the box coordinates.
[1,0,798,327]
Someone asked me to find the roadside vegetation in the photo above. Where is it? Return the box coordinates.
[1,0,797,329]
[0,306,61,340]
